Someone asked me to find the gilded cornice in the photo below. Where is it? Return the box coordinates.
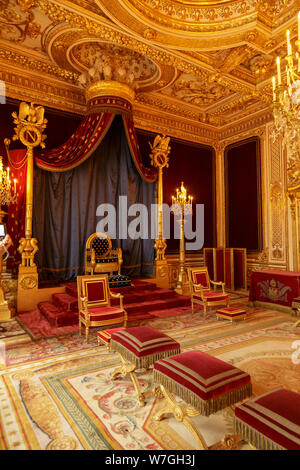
[0,46,78,83]
[0,66,85,114]
[218,109,273,140]
[133,104,217,145]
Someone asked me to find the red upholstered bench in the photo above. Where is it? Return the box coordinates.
[153,350,252,450]
[110,326,180,406]
[234,387,300,450]
[216,307,247,322]
[97,327,125,351]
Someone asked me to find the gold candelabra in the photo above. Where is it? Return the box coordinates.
[0,157,17,321]
[272,11,300,163]
[0,156,17,207]
[172,182,193,296]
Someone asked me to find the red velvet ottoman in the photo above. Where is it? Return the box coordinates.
[234,387,300,450]
[153,350,252,449]
[110,326,181,406]
[216,307,247,322]
[97,327,125,351]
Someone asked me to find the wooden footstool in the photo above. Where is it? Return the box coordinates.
[97,327,125,351]
[234,387,300,450]
[110,326,180,406]
[216,307,247,322]
[153,350,252,449]
[291,296,300,328]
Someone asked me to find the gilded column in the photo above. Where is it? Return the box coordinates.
[213,142,226,247]
[11,102,47,311]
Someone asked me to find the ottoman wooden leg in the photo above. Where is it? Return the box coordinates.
[154,385,243,451]
[154,385,208,450]
[111,354,146,406]
[294,319,300,328]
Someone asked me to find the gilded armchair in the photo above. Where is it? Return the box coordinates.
[85,233,122,276]
[187,266,230,316]
[77,274,127,342]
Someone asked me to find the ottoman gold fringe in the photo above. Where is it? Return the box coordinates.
[110,339,180,369]
[234,417,284,450]
[153,369,252,416]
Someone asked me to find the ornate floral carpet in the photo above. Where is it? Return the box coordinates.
[1,300,300,450]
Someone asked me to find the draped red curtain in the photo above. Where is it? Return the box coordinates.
[122,115,157,183]
[35,112,114,172]
[6,149,27,275]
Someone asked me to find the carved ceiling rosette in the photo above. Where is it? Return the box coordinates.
[46,26,177,98]
[96,0,296,50]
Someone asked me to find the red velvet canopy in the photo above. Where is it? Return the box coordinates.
[6,98,158,273]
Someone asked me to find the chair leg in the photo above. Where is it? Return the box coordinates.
[85,326,89,343]
[191,300,194,313]
[79,319,82,336]
[204,302,207,317]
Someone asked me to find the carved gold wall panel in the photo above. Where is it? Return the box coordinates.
[267,124,287,265]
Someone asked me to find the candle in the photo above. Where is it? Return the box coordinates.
[287,29,292,55]
[14,178,17,193]
[272,76,276,101]
[298,11,300,40]
[287,65,290,86]
[277,56,281,85]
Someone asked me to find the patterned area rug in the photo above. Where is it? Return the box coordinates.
[0,321,28,340]
[0,303,299,450]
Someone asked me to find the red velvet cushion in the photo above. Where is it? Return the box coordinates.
[110,326,180,358]
[194,293,228,301]
[86,280,106,302]
[97,327,125,343]
[235,388,300,450]
[80,307,123,322]
[193,272,209,292]
[216,307,246,316]
[154,350,251,401]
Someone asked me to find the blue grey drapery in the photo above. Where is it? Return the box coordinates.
[32,116,155,281]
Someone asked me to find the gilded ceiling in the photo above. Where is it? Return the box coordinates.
[0,0,299,141]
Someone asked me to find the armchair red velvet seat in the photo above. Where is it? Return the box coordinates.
[187,266,230,316]
[77,274,127,343]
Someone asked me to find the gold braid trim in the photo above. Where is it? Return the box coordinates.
[234,417,285,450]
[110,340,180,369]
[153,369,252,417]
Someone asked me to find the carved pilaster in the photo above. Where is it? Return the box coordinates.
[266,124,287,266]
[212,141,226,248]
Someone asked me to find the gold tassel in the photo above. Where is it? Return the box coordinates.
[234,417,284,450]
[153,369,252,416]
[110,340,180,369]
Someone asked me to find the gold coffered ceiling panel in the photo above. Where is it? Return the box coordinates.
[0,0,299,139]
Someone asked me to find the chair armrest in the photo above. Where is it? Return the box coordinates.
[191,283,205,297]
[109,291,124,309]
[210,280,225,293]
[91,249,96,266]
[80,296,89,317]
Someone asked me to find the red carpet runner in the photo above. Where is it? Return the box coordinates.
[16,280,191,339]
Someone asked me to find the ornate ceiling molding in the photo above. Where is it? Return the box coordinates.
[0,0,296,141]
